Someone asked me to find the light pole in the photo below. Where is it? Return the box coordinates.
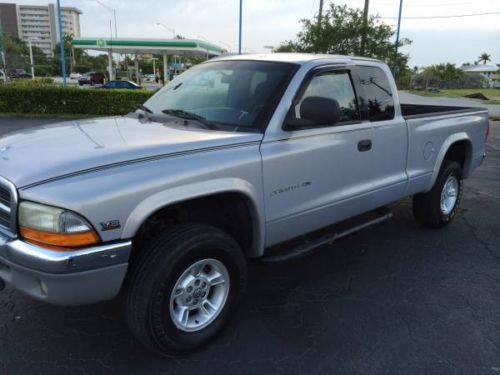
[94,0,117,38]
[56,0,66,86]
[94,0,117,80]
[28,37,39,80]
[238,0,243,54]
[157,23,177,76]
[156,22,175,38]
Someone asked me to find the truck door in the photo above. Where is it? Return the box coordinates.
[260,65,407,247]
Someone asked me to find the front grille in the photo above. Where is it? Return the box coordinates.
[0,177,17,237]
[0,207,10,228]
[0,188,10,207]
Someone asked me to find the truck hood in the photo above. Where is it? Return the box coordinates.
[0,116,263,188]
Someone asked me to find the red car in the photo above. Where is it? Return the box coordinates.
[78,72,106,86]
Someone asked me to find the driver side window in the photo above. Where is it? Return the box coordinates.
[296,71,360,124]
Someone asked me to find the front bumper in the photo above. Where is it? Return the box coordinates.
[0,234,132,305]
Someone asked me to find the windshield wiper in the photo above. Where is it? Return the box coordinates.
[161,109,218,130]
[139,103,153,113]
[137,104,153,121]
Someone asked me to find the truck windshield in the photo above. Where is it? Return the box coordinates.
[144,60,298,132]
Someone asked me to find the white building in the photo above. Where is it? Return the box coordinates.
[462,64,500,88]
[3,3,81,56]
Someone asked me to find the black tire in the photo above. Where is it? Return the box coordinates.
[125,224,247,356]
[413,160,463,228]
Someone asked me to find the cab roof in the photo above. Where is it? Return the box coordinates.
[212,53,382,65]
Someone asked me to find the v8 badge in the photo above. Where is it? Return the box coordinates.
[100,220,121,231]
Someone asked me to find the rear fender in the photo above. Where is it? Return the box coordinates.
[427,133,471,191]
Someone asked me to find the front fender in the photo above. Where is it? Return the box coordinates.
[121,178,265,257]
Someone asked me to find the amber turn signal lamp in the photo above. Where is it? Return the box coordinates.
[20,226,100,248]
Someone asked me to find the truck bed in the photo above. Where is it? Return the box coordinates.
[401,103,486,119]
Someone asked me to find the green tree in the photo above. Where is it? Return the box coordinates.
[412,63,485,89]
[52,34,112,75]
[477,52,491,64]
[423,63,463,81]
[275,2,411,74]
[1,33,51,74]
[52,34,81,75]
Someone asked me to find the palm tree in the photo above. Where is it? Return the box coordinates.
[478,53,491,64]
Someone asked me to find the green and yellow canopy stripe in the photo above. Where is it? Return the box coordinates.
[72,38,224,56]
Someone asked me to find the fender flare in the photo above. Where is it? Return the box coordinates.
[426,132,472,191]
[121,178,265,257]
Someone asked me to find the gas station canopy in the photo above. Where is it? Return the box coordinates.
[71,37,224,56]
[71,37,225,82]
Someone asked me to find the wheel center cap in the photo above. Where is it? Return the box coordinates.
[193,288,202,298]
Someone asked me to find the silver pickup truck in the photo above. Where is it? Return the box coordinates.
[0,54,489,355]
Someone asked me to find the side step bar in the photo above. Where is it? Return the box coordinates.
[260,208,393,263]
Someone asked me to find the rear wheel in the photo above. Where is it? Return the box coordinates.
[413,160,463,228]
[125,224,247,356]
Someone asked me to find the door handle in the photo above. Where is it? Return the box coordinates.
[358,139,372,152]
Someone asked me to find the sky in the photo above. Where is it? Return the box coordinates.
[9,0,500,67]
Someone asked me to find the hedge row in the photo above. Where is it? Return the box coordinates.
[0,85,154,116]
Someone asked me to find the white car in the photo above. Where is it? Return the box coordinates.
[143,74,156,82]
[69,72,82,80]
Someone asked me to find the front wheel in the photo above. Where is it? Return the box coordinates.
[413,160,463,228]
[125,224,247,356]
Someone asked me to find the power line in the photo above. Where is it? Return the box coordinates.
[310,0,317,17]
[381,11,500,19]
[344,0,500,7]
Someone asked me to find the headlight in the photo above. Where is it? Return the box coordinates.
[19,201,100,248]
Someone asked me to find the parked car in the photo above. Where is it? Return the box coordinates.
[0,54,489,356]
[78,72,105,86]
[69,72,82,80]
[99,80,142,90]
[8,69,32,79]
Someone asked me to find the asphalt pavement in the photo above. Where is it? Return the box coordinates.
[0,116,499,374]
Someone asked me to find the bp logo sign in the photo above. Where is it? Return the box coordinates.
[97,39,106,47]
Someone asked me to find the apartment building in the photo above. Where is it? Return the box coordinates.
[0,3,81,56]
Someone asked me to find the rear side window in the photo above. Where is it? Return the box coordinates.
[357,66,395,122]
[298,71,360,124]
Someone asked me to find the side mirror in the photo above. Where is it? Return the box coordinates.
[284,96,341,130]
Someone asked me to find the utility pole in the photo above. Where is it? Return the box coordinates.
[318,0,324,23]
[393,0,404,78]
[360,0,369,56]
